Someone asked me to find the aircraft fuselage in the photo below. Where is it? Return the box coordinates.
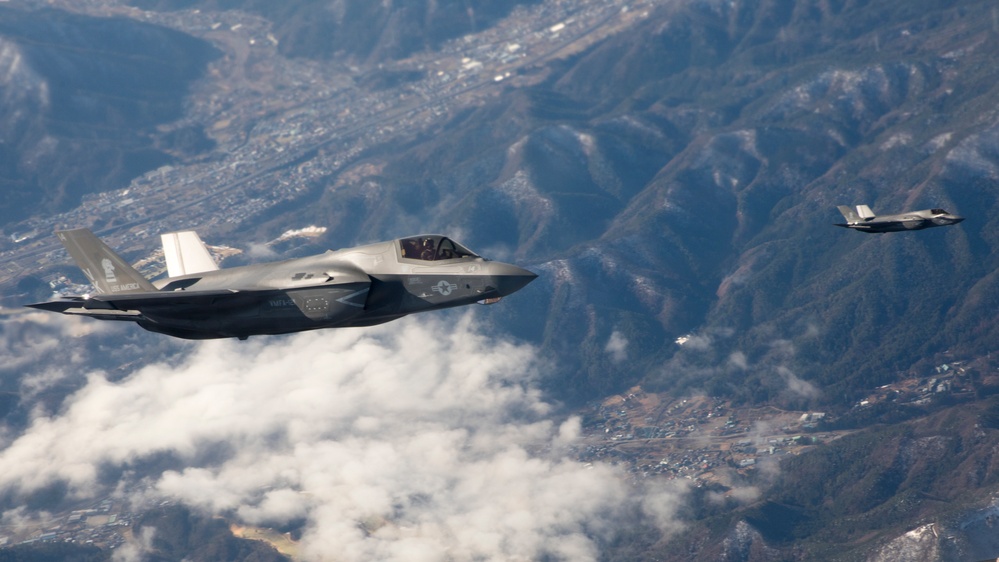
[27,232,537,340]
[835,205,964,233]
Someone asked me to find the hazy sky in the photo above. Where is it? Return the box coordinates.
[0,311,687,561]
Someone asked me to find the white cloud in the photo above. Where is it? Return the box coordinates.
[0,506,54,536]
[0,313,686,561]
[111,525,156,562]
[727,351,748,370]
[245,242,279,259]
[0,312,112,381]
[680,333,713,351]
[605,330,628,363]
[777,366,820,399]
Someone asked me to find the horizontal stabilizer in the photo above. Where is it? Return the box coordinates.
[61,308,143,320]
[25,297,87,313]
[25,298,143,321]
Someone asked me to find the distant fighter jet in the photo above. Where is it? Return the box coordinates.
[835,205,964,233]
[26,229,537,340]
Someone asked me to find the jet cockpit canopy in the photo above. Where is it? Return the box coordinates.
[399,235,480,261]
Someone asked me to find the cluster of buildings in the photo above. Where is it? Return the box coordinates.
[576,389,831,485]
[1,498,133,550]
[856,361,975,409]
[576,355,993,487]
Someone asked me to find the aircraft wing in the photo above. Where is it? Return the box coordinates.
[26,289,247,319]
[27,279,372,320]
[86,288,242,308]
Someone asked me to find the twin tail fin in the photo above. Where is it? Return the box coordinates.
[836,205,876,223]
[56,229,157,294]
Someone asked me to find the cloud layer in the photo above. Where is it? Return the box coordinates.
[0,313,685,561]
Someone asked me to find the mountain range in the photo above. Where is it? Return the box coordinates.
[0,6,217,228]
[253,0,999,409]
[4,0,999,559]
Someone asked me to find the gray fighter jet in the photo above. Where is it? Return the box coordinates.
[26,229,537,340]
[835,204,964,233]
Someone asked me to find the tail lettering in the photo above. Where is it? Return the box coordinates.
[57,229,156,294]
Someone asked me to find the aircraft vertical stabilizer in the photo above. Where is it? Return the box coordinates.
[837,205,860,223]
[856,205,876,220]
[57,229,157,294]
[161,231,218,277]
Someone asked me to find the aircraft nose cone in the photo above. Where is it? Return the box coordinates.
[952,216,965,224]
[490,263,538,296]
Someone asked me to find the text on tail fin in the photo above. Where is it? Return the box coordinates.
[57,229,156,294]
